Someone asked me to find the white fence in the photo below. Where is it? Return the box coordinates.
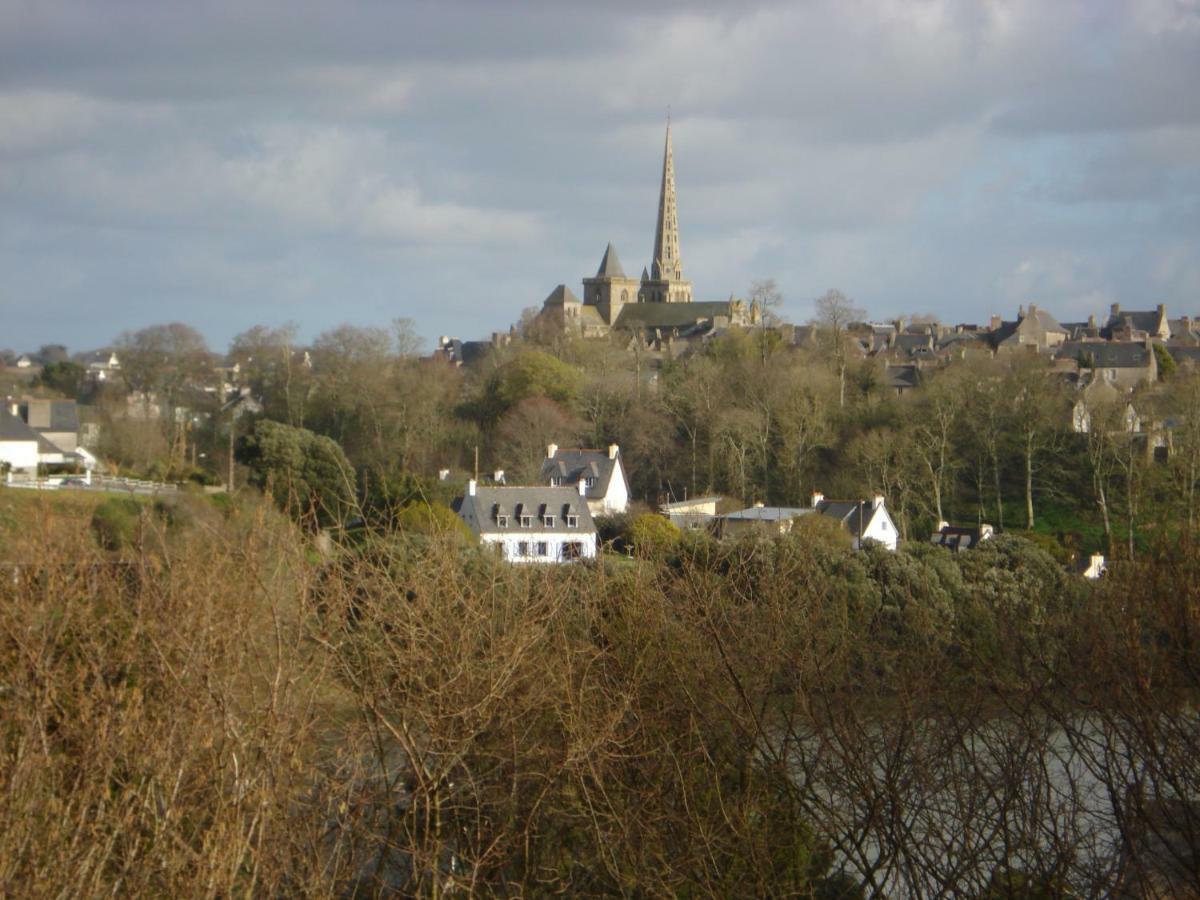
[3,472,181,496]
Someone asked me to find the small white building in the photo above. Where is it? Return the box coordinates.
[453,480,598,564]
[660,495,721,531]
[540,443,629,516]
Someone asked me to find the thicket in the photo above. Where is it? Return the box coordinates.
[2,493,1198,895]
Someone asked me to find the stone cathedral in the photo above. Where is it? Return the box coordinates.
[534,124,752,344]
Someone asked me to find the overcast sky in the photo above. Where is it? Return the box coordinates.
[2,0,1199,354]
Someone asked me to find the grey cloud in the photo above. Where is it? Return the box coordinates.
[0,0,1198,351]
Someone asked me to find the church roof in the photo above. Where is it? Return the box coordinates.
[595,243,627,278]
[614,301,735,329]
[542,284,581,306]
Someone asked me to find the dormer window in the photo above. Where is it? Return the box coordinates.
[566,514,578,528]
[584,477,596,488]
[497,515,509,527]
[550,476,561,486]
[520,514,532,528]
[543,514,555,527]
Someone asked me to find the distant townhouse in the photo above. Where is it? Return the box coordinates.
[1060,340,1157,391]
[453,481,597,564]
[987,305,1069,352]
[1102,303,1170,342]
[540,443,629,516]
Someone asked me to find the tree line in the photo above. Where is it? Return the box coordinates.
[44,298,1196,559]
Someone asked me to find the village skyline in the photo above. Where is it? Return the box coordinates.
[3,1,1199,350]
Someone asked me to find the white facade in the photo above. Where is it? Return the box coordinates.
[854,502,899,551]
[0,439,39,474]
[481,531,598,564]
[595,457,629,515]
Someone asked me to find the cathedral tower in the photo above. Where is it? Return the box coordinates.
[583,242,640,325]
[639,123,693,304]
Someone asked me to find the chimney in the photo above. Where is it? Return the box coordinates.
[467,479,476,497]
[1088,314,1096,329]
[1028,303,1037,316]
[810,491,824,508]
[492,469,505,484]
[1157,303,1165,318]
[989,314,1002,331]
[1111,302,1121,318]
[872,493,885,510]
[1018,304,1026,318]
[578,480,587,497]
[608,443,619,460]
[546,443,558,459]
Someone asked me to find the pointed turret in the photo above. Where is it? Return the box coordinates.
[596,242,626,278]
[640,122,693,303]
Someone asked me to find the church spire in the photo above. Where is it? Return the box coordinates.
[652,123,683,283]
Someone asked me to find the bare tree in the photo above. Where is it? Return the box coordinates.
[813,289,866,408]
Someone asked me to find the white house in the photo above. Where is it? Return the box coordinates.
[0,408,42,474]
[540,443,629,516]
[453,480,598,564]
[719,491,899,551]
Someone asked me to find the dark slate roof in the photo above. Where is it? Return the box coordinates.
[26,399,79,432]
[722,506,812,522]
[540,448,625,500]
[595,243,627,278]
[885,365,920,390]
[0,409,42,443]
[815,499,881,536]
[930,525,990,550]
[453,486,597,536]
[614,301,735,330]
[894,333,934,356]
[722,499,885,537]
[1059,341,1152,368]
[1103,309,1163,337]
[543,284,581,306]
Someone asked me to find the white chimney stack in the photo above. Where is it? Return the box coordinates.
[467,479,476,497]
[872,493,885,510]
[578,480,587,496]
[810,491,824,508]
[493,469,505,484]
[608,443,619,460]
[547,443,558,459]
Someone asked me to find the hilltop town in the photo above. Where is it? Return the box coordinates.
[4,125,1198,574]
